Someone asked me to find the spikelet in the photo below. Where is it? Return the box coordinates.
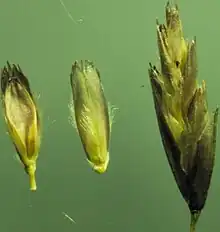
[1,62,41,191]
[69,60,116,174]
[148,3,218,232]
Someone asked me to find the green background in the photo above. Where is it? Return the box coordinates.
[0,0,219,231]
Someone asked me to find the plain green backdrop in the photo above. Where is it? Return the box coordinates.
[0,0,219,231]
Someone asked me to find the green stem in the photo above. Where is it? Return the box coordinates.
[26,163,37,191]
[190,211,200,232]
[29,171,37,191]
